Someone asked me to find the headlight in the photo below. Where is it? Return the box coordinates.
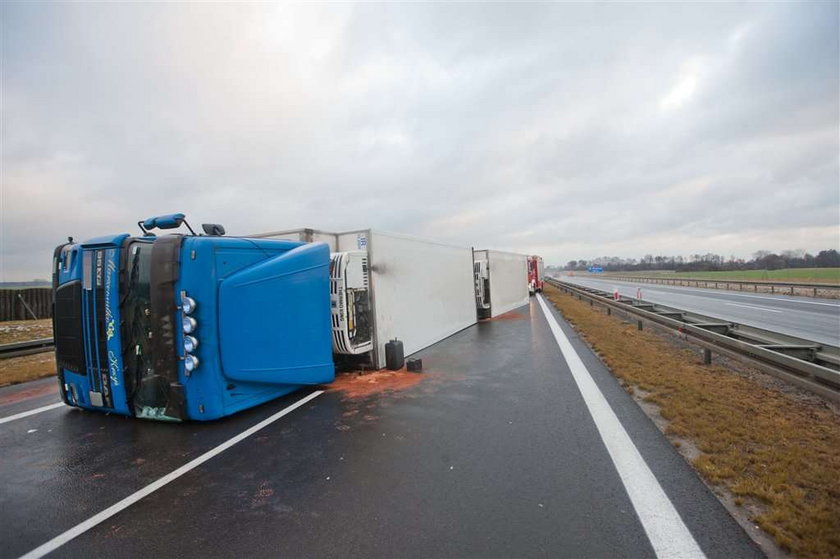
[184,335,198,353]
[181,295,197,314]
[184,354,199,372]
[182,316,197,333]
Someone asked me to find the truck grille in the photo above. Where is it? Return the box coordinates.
[54,281,86,374]
[81,250,113,408]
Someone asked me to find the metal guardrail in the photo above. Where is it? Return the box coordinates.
[544,278,840,402]
[591,275,840,298]
[0,338,54,359]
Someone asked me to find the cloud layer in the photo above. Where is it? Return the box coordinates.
[2,2,838,279]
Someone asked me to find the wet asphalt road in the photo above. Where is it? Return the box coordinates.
[558,275,840,345]
[0,300,764,558]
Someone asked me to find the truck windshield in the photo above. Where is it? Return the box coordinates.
[123,241,167,416]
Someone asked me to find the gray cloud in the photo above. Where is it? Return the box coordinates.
[1,2,837,280]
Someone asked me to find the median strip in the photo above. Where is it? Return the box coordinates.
[1,353,57,387]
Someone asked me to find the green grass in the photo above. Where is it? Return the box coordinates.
[603,268,840,284]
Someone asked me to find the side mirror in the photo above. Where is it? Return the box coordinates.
[143,213,186,230]
[202,223,226,236]
[139,213,198,235]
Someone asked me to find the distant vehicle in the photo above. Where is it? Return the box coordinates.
[528,255,544,295]
[588,266,604,273]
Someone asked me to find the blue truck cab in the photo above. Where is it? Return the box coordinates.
[51,214,335,421]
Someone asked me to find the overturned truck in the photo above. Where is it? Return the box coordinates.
[52,216,480,421]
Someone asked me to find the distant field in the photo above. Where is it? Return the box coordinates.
[599,268,840,284]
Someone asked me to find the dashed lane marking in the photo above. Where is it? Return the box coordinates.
[0,403,65,425]
[724,302,782,313]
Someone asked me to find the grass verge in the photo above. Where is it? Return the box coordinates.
[0,353,56,386]
[543,284,840,558]
[0,319,53,344]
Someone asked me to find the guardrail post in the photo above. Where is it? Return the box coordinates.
[703,348,712,365]
[637,320,643,331]
[607,308,611,316]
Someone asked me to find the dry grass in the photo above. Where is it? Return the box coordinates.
[0,319,55,386]
[0,319,53,344]
[544,284,840,558]
[0,353,56,386]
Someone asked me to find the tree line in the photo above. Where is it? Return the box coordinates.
[563,249,840,272]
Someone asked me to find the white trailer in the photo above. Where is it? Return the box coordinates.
[251,228,339,251]
[473,250,529,318]
[253,228,477,369]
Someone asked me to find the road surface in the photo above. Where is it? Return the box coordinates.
[558,274,840,346]
[0,299,763,558]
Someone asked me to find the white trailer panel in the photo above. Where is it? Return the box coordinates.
[479,250,529,318]
[336,230,370,253]
[251,228,338,252]
[254,227,477,369]
[362,230,477,368]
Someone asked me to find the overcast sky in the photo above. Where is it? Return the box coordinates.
[1,2,838,280]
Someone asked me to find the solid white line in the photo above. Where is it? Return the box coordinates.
[18,390,324,559]
[0,402,65,425]
[536,295,706,559]
[724,302,782,313]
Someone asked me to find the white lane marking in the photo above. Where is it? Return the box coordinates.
[0,402,65,425]
[564,277,840,308]
[724,302,782,313]
[731,294,839,307]
[537,295,706,559]
[719,293,840,308]
[19,390,324,559]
